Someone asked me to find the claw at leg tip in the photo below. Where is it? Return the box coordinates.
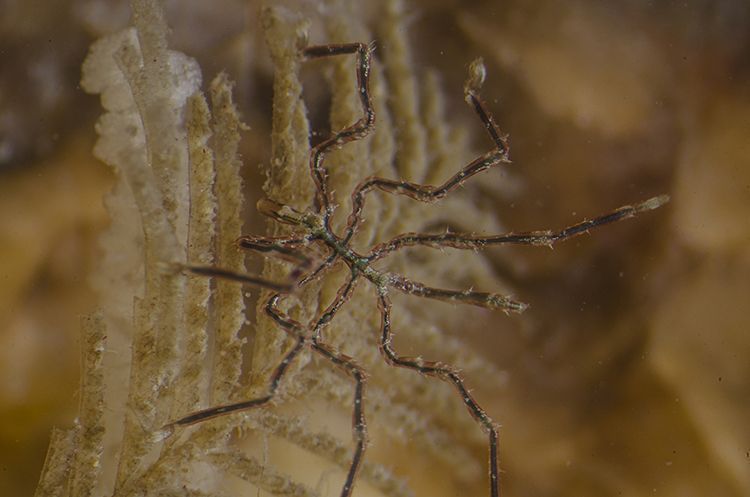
[152,424,176,443]
[639,194,670,212]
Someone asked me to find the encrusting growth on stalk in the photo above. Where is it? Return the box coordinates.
[163,41,668,497]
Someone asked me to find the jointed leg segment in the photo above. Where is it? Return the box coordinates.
[309,273,367,497]
[237,234,312,264]
[343,150,509,243]
[181,265,293,293]
[342,64,510,244]
[368,195,670,260]
[377,292,501,497]
[181,232,317,292]
[388,273,527,313]
[302,43,376,220]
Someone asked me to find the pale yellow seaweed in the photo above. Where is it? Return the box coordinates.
[208,451,320,497]
[69,314,106,497]
[209,73,248,405]
[34,428,75,497]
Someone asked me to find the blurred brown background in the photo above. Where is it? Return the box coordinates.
[1,0,748,496]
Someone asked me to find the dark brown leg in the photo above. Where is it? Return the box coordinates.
[387,273,527,313]
[368,195,669,260]
[308,272,368,497]
[342,60,510,245]
[302,43,376,220]
[377,292,501,497]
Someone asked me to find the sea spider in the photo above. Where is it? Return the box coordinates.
[164,41,668,497]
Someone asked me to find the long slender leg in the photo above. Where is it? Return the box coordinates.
[181,265,294,293]
[237,234,312,265]
[269,271,367,497]
[343,150,508,243]
[342,60,510,245]
[178,234,318,292]
[297,252,338,287]
[311,271,359,342]
[302,42,376,219]
[376,291,501,497]
[237,234,323,281]
[308,272,368,497]
[388,273,528,313]
[369,195,670,260]
[180,226,341,290]
[311,342,367,497]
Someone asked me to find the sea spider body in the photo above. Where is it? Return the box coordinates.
[165,40,667,497]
